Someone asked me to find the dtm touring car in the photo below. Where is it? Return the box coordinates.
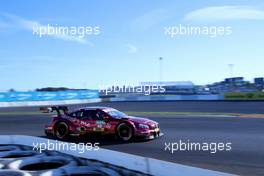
[41,106,161,141]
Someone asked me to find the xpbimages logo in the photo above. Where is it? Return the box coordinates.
[99,84,166,96]
[33,140,100,153]
[32,24,100,38]
[164,140,232,154]
[164,24,232,38]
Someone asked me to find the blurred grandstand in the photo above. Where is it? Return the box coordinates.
[207,77,264,94]
[99,77,264,98]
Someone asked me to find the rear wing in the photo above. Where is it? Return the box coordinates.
[40,106,69,116]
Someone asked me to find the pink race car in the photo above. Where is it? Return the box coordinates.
[42,106,160,141]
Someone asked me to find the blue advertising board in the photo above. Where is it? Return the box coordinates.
[0,90,99,102]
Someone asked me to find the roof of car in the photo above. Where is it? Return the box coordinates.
[77,106,114,111]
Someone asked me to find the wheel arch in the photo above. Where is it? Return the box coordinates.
[115,121,135,137]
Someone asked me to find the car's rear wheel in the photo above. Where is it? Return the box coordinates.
[55,122,69,140]
[117,123,133,141]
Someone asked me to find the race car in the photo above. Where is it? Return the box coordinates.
[41,106,160,141]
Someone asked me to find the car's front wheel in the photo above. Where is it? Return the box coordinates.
[55,122,69,140]
[116,123,133,142]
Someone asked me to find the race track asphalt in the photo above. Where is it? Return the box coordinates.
[1,101,264,176]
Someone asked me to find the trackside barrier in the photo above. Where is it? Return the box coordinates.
[0,90,101,107]
[0,99,101,107]
[0,135,233,176]
[0,94,224,107]
[0,90,99,102]
[110,94,224,102]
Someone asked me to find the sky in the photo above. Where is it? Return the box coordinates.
[0,0,264,90]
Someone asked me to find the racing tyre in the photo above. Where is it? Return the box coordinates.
[55,122,69,140]
[116,123,133,142]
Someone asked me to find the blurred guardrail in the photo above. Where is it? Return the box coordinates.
[108,94,224,102]
[0,135,233,176]
[2,91,263,108]
[0,90,100,107]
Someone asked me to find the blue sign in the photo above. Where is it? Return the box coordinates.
[0,90,99,102]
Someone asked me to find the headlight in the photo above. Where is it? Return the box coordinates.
[138,124,149,129]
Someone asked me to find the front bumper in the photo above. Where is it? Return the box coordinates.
[135,128,161,139]
[45,126,54,136]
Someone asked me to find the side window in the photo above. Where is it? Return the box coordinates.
[82,110,93,120]
[89,110,104,121]
[70,111,83,119]
[75,110,104,121]
[76,111,83,118]
[97,111,107,119]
